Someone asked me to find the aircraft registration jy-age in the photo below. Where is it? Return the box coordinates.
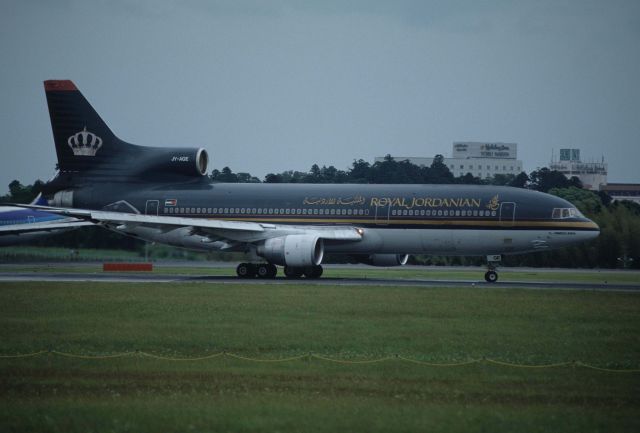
[14,80,600,281]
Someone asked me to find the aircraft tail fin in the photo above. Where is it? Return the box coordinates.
[44,80,131,172]
[30,193,48,206]
[43,80,208,186]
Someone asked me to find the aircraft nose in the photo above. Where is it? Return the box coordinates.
[585,218,600,240]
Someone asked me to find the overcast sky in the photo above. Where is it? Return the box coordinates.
[1,0,639,193]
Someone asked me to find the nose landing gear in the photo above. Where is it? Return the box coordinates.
[484,269,498,283]
[484,255,501,283]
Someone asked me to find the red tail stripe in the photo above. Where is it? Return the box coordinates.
[44,80,78,92]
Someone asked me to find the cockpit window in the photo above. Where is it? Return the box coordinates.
[552,207,583,219]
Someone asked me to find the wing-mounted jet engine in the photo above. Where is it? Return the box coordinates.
[256,235,324,267]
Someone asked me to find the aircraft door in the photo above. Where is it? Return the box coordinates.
[499,202,516,227]
[374,204,390,225]
[145,200,159,216]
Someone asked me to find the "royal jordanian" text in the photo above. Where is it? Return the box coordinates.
[370,197,482,209]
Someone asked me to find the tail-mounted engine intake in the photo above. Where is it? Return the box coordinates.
[354,254,409,267]
[135,147,209,178]
[257,235,324,267]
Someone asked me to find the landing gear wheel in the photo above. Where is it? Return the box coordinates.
[303,265,323,279]
[236,263,256,278]
[284,266,303,278]
[484,270,498,283]
[257,264,276,279]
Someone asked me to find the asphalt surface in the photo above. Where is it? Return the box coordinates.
[1,271,639,292]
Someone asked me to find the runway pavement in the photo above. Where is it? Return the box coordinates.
[1,271,639,292]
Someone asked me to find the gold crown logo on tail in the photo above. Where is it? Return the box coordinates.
[67,126,103,156]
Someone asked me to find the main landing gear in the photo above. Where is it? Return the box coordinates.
[484,254,501,283]
[235,263,324,279]
[284,265,323,279]
[236,263,277,279]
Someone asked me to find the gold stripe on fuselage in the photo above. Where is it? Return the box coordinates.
[188,216,598,230]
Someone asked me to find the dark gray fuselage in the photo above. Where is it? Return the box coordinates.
[64,180,599,256]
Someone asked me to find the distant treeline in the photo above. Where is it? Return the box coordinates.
[2,157,638,269]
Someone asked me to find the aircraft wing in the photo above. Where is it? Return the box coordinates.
[0,219,93,235]
[10,205,363,244]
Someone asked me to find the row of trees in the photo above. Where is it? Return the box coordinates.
[2,157,638,268]
[216,155,584,193]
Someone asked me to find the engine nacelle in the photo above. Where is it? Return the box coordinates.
[355,254,409,267]
[137,147,209,177]
[257,235,324,267]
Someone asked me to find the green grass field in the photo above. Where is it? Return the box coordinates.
[1,281,639,432]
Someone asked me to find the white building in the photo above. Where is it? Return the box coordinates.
[549,149,608,191]
[600,183,640,204]
[376,142,524,179]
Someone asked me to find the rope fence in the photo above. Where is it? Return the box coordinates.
[0,350,638,372]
